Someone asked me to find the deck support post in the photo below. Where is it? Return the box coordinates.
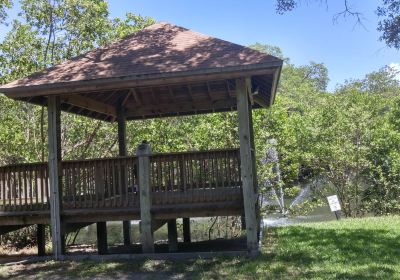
[37,224,46,256]
[137,142,154,253]
[118,106,131,246]
[241,215,246,230]
[168,219,178,252]
[236,78,259,253]
[47,95,64,259]
[96,222,108,255]
[182,218,191,243]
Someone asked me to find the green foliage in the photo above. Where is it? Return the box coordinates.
[377,0,400,49]
[0,0,11,24]
[110,12,155,40]
[253,44,400,217]
[0,225,41,249]
[248,43,288,62]
[0,0,154,163]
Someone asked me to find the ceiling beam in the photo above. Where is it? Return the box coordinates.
[187,85,194,101]
[206,82,214,101]
[60,95,117,118]
[125,99,237,119]
[130,88,142,106]
[270,67,282,105]
[3,68,278,98]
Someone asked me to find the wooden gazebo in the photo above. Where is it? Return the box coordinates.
[0,22,282,258]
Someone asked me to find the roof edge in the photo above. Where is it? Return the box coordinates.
[1,61,283,98]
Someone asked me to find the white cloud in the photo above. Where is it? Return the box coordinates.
[389,63,400,81]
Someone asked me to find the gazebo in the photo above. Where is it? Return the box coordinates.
[0,22,282,259]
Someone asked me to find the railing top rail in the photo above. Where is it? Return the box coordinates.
[62,155,137,165]
[151,148,239,158]
[0,162,48,169]
[0,148,240,169]
[0,155,138,169]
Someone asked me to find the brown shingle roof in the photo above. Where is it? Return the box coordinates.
[0,22,282,91]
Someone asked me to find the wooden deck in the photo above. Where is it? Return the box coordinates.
[0,149,244,227]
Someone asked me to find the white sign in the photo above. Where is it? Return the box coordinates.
[327,195,341,212]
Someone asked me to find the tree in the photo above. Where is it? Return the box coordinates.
[0,0,11,24]
[275,0,400,50]
[248,43,288,62]
[0,0,154,163]
[250,44,329,215]
[377,0,400,49]
[315,66,400,217]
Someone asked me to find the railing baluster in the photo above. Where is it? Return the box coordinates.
[13,168,17,211]
[28,168,32,210]
[0,169,4,211]
[118,160,122,208]
[40,165,44,209]
[124,158,128,207]
[7,168,11,210]
[44,166,49,210]
[111,160,116,208]
[33,166,38,210]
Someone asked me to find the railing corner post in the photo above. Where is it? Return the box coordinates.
[136,141,154,253]
[47,95,64,259]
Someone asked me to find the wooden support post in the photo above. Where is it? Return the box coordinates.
[236,78,259,253]
[168,219,178,252]
[48,95,64,259]
[241,215,246,230]
[122,221,131,246]
[247,98,261,240]
[96,222,108,255]
[118,106,131,246]
[182,218,191,243]
[37,224,46,256]
[137,142,154,253]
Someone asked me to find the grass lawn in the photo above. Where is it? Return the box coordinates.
[0,216,399,279]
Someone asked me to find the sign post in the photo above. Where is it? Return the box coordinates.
[327,195,341,220]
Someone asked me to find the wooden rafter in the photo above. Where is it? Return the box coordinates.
[206,82,214,101]
[125,98,237,119]
[225,81,235,98]
[187,85,194,101]
[61,95,117,118]
[130,88,142,106]
[168,86,175,102]
[121,91,132,107]
[3,68,277,98]
[103,90,118,102]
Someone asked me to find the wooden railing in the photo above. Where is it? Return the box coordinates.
[62,156,139,210]
[0,148,242,213]
[0,163,49,211]
[150,149,242,206]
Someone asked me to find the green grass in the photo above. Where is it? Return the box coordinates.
[1,216,399,279]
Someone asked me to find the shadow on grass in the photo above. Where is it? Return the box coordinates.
[3,224,400,279]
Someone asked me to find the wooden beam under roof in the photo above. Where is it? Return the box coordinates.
[125,98,237,119]
[60,95,117,118]
[2,67,278,98]
[130,88,142,106]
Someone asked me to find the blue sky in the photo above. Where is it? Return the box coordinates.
[107,0,399,91]
[1,0,399,91]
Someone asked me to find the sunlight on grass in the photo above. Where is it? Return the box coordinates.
[1,216,399,279]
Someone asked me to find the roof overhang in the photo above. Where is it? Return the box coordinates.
[1,64,282,121]
[1,61,282,98]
